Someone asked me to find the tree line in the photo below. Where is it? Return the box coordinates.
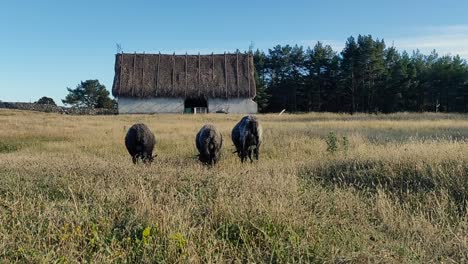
[253,35,468,113]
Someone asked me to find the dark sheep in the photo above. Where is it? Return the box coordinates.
[231,115,263,163]
[125,123,156,164]
[196,124,223,165]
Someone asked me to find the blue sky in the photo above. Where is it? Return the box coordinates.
[1,0,468,104]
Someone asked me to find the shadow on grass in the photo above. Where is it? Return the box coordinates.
[300,159,467,216]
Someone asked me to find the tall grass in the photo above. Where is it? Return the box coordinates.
[0,110,466,263]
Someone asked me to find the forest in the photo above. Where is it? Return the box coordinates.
[253,35,468,113]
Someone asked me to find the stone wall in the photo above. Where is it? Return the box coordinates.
[0,102,117,115]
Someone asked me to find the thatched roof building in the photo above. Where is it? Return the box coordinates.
[112,52,257,114]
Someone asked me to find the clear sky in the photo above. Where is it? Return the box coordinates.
[1,0,467,104]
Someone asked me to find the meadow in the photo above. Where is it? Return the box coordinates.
[0,109,467,263]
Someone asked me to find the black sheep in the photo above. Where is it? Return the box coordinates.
[125,123,156,164]
[196,124,223,165]
[231,115,263,163]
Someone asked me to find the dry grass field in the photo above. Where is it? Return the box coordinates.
[0,109,467,263]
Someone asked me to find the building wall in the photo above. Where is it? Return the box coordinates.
[118,97,184,114]
[208,98,258,114]
[118,97,258,114]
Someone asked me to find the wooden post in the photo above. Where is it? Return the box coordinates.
[156,52,160,96]
[131,52,136,97]
[141,52,145,97]
[224,52,228,99]
[236,51,239,98]
[198,52,201,97]
[172,52,175,96]
[118,53,123,94]
[247,54,251,98]
[211,53,214,80]
[212,52,214,97]
[198,53,201,83]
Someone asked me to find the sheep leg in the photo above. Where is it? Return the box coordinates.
[240,151,245,163]
[142,152,150,163]
[254,146,260,160]
[248,149,253,163]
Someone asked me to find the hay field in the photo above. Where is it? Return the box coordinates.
[0,110,467,263]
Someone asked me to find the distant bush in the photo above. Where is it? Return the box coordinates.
[36,96,56,106]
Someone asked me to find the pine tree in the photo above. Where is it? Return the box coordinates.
[62,80,117,109]
[253,50,270,112]
[306,42,338,111]
[340,37,359,113]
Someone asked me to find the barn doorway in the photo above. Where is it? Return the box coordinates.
[184,97,208,114]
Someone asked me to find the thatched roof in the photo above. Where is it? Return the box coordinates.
[112,53,256,99]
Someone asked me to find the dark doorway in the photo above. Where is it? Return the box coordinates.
[184,97,208,113]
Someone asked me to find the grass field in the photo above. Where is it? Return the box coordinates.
[0,109,467,263]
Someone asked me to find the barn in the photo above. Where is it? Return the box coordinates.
[112,52,257,114]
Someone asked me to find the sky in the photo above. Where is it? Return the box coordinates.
[1,0,468,105]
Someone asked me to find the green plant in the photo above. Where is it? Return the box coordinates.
[342,136,349,151]
[169,232,187,255]
[326,132,338,153]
